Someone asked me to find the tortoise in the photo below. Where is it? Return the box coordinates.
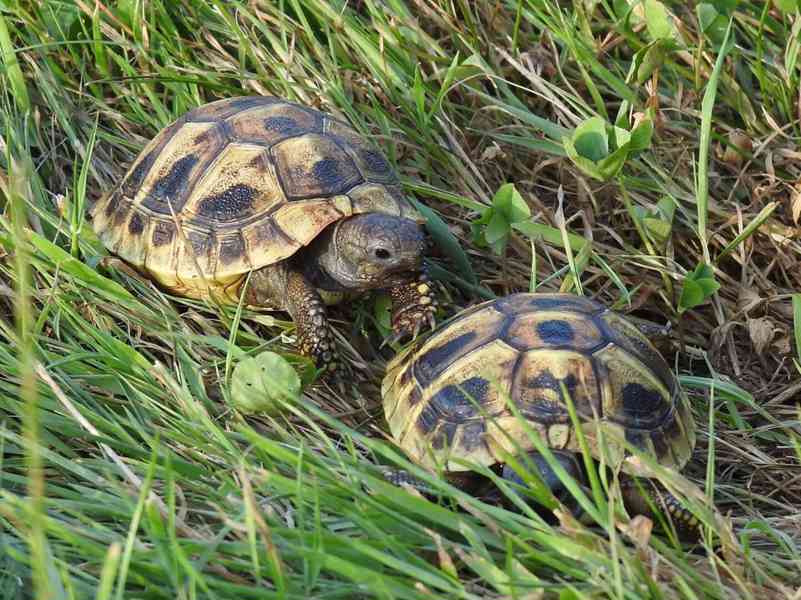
[90,96,436,370]
[382,292,698,535]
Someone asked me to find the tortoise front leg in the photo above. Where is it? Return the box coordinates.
[249,264,337,372]
[387,272,437,343]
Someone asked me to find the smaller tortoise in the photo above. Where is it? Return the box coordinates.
[382,293,698,535]
[90,96,436,370]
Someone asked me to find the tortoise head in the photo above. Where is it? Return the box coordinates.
[314,213,426,290]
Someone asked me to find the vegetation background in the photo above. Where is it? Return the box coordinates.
[1,0,800,598]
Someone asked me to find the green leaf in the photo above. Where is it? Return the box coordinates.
[484,211,510,245]
[412,199,477,284]
[644,0,675,40]
[629,112,655,152]
[374,294,392,334]
[678,280,705,313]
[643,217,672,246]
[230,351,302,415]
[596,145,630,179]
[634,39,676,84]
[656,195,677,221]
[693,262,715,280]
[563,114,652,181]
[713,0,740,12]
[610,125,631,150]
[562,141,606,180]
[571,116,609,161]
[697,278,721,296]
[493,183,530,223]
[697,3,731,46]
[697,3,720,32]
[774,0,801,13]
[678,262,719,313]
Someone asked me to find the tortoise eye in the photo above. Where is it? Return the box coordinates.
[375,248,391,260]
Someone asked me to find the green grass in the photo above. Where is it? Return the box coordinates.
[1,0,801,598]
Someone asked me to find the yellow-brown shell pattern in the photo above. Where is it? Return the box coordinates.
[382,293,695,475]
[90,96,420,300]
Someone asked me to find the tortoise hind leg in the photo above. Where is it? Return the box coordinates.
[383,468,487,497]
[248,264,337,372]
[620,477,700,540]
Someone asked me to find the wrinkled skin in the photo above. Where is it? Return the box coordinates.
[248,213,436,371]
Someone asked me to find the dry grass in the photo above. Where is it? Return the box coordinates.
[0,0,800,598]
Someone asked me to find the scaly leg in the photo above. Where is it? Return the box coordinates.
[387,272,437,343]
[620,477,700,540]
[248,264,337,372]
[383,468,486,496]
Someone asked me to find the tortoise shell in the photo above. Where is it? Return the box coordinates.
[90,96,421,301]
[382,293,695,475]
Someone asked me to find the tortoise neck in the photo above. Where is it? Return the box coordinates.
[297,221,352,292]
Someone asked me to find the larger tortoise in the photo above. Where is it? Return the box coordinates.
[382,293,698,534]
[90,96,436,369]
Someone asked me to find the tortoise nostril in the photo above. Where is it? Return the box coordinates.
[375,248,391,260]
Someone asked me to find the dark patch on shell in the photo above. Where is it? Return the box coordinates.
[248,154,267,169]
[128,212,144,235]
[103,191,121,218]
[431,377,490,419]
[419,376,490,446]
[227,96,279,110]
[398,365,414,389]
[432,421,458,449]
[187,231,212,260]
[522,398,570,424]
[495,294,602,316]
[407,383,424,407]
[112,200,132,228]
[650,429,669,459]
[530,370,578,397]
[413,331,477,387]
[417,400,439,435]
[311,158,342,186]
[193,130,212,145]
[151,221,175,247]
[196,184,256,222]
[622,382,667,427]
[187,96,276,121]
[250,219,287,247]
[595,314,676,394]
[264,116,302,135]
[122,148,159,198]
[518,370,579,424]
[360,148,393,175]
[536,319,575,345]
[142,154,199,212]
[459,420,488,452]
[662,408,682,441]
[219,234,246,265]
[625,427,646,451]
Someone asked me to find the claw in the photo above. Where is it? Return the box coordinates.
[381,329,405,348]
[411,319,422,340]
[427,312,436,331]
